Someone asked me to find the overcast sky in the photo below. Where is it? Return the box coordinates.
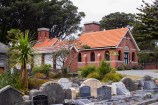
[70,0,153,26]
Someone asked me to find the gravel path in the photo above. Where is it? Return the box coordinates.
[117,70,158,78]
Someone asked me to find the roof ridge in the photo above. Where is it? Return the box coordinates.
[82,27,128,35]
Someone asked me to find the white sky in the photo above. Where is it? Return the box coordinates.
[70,0,153,26]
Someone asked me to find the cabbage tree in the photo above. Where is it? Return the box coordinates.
[9,29,34,89]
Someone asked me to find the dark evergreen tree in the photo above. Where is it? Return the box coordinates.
[134,0,158,50]
[0,0,85,43]
[100,12,136,30]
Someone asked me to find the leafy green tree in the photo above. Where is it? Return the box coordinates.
[9,29,34,90]
[134,0,158,50]
[0,0,85,43]
[100,12,136,30]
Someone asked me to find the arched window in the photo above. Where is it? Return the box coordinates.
[78,53,82,62]
[118,50,122,60]
[105,51,110,61]
[132,52,135,61]
[90,52,95,61]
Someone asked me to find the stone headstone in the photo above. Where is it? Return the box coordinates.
[0,85,24,105]
[29,89,42,100]
[39,81,65,104]
[97,86,111,100]
[143,81,157,90]
[64,89,72,99]
[143,75,152,81]
[72,79,81,86]
[79,86,91,98]
[33,95,48,105]
[82,78,102,97]
[112,82,131,96]
[58,78,72,89]
[24,100,32,105]
[121,77,137,91]
[70,88,77,99]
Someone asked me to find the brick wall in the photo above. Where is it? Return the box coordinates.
[68,31,139,71]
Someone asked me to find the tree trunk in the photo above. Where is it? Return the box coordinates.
[20,64,28,91]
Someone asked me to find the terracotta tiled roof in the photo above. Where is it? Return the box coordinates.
[34,38,58,48]
[34,40,70,53]
[78,28,129,49]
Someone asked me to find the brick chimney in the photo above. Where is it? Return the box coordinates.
[84,21,101,33]
[37,28,50,42]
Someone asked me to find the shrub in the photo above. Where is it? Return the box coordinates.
[97,60,113,79]
[32,64,51,76]
[80,65,96,78]
[67,73,78,78]
[132,65,143,70]
[34,73,46,79]
[117,64,132,70]
[102,71,123,82]
[87,72,99,80]
[62,67,68,77]
[48,72,62,79]
[0,71,22,90]
[28,77,47,89]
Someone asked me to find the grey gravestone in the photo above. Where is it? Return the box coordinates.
[0,85,24,105]
[40,81,65,104]
[29,89,42,100]
[112,82,131,96]
[97,86,111,100]
[23,100,32,105]
[143,75,152,81]
[72,79,81,86]
[79,86,91,98]
[33,95,48,105]
[64,89,72,99]
[82,78,102,97]
[58,78,72,89]
[121,77,137,91]
[143,81,158,90]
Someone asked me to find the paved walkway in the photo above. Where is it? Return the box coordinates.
[117,70,158,78]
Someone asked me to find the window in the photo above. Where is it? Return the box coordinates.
[132,52,135,61]
[105,51,110,61]
[78,53,82,62]
[118,50,122,60]
[90,52,95,61]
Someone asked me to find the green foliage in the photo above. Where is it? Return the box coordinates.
[34,73,46,79]
[97,60,113,79]
[0,0,85,43]
[48,72,62,79]
[117,64,132,71]
[81,45,91,49]
[0,71,22,89]
[102,71,123,82]
[32,64,51,76]
[28,77,47,89]
[80,65,96,78]
[8,29,34,69]
[87,72,100,80]
[62,67,68,77]
[80,60,123,82]
[133,0,158,50]
[8,29,33,89]
[100,12,136,30]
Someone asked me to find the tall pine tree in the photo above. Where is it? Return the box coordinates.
[134,0,158,50]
